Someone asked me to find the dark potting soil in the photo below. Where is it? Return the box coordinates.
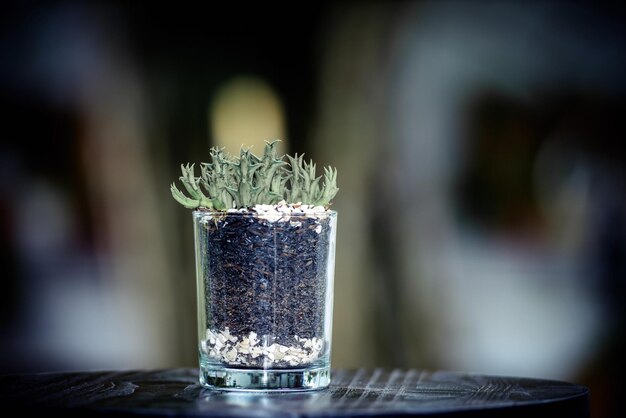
[198,213,332,351]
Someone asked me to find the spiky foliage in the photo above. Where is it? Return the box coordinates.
[171,141,338,210]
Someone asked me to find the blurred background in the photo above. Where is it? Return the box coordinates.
[1,1,625,416]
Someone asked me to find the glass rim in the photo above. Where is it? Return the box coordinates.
[192,208,337,217]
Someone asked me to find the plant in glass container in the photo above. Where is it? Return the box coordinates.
[171,141,338,391]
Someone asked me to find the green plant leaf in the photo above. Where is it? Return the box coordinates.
[171,141,338,210]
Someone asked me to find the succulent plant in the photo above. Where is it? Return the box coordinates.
[171,141,338,210]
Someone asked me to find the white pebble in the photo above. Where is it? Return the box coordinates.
[205,328,324,367]
[225,348,238,362]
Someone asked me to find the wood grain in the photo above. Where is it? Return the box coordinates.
[0,368,589,417]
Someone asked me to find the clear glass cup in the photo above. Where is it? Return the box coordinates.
[193,209,337,391]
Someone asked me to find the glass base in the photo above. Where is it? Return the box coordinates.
[199,365,330,391]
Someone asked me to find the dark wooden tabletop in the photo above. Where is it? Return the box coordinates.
[0,368,589,417]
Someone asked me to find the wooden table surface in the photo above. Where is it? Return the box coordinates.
[0,368,589,417]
